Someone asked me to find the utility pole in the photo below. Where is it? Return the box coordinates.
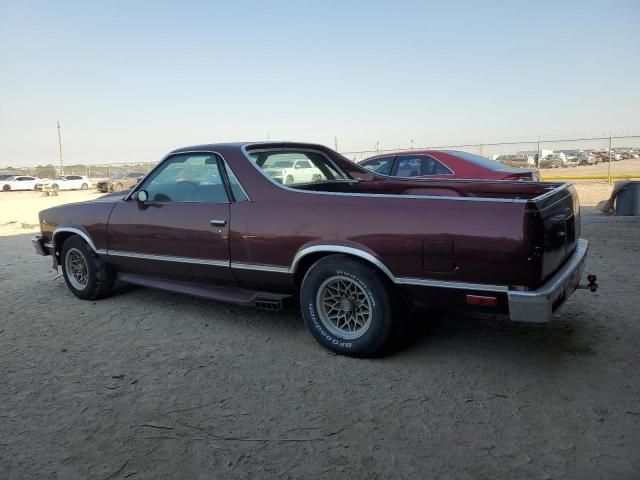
[334,136,338,152]
[410,139,414,150]
[57,120,65,175]
[608,136,613,184]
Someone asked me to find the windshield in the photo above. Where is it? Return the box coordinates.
[54,176,67,180]
[248,150,349,186]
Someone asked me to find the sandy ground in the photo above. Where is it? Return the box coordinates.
[1,186,639,479]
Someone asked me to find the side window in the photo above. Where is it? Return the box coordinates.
[363,157,394,176]
[433,160,452,175]
[68,175,81,180]
[140,154,228,203]
[395,156,426,177]
[223,162,249,202]
[297,160,312,169]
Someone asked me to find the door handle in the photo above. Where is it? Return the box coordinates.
[210,219,227,227]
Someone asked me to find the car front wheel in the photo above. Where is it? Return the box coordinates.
[300,254,399,357]
[61,236,113,300]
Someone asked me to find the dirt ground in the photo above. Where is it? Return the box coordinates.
[1,186,639,479]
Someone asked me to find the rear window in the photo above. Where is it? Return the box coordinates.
[445,151,507,170]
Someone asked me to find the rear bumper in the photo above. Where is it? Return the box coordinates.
[508,238,588,322]
[32,235,51,256]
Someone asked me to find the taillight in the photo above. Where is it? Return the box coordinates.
[503,173,530,181]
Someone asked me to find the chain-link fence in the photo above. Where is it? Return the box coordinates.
[2,135,639,182]
[341,135,640,181]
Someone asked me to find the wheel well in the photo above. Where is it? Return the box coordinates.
[293,251,395,287]
[53,232,76,256]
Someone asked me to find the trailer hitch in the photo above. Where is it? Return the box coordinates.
[576,274,598,293]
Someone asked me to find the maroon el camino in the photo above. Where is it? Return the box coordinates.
[32,142,596,357]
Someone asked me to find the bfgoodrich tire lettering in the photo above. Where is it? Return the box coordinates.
[61,235,114,300]
[300,254,397,357]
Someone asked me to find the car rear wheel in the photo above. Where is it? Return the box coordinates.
[284,175,294,185]
[300,254,399,357]
[2,184,10,192]
[61,236,113,300]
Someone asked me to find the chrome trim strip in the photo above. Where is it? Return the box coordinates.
[108,250,230,267]
[290,244,508,291]
[290,245,397,281]
[394,277,509,292]
[231,262,290,274]
[240,145,529,204]
[52,227,106,254]
[221,159,251,202]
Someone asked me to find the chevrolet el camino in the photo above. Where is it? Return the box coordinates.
[32,142,596,357]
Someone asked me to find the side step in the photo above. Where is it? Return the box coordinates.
[117,273,290,310]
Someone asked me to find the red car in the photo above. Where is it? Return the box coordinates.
[361,150,540,181]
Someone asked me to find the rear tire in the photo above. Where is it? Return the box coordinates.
[61,236,113,300]
[284,175,294,185]
[300,255,399,357]
[2,184,10,192]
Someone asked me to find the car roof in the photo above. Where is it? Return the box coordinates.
[170,141,331,154]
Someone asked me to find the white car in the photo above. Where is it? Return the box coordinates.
[38,175,92,191]
[1,175,40,192]
[263,159,325,184]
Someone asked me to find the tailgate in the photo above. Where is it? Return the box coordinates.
[528,184,580,285]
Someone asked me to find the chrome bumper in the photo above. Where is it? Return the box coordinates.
[508,239,589,322]
[32,235,51,256]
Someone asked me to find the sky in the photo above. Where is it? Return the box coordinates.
[1,0,639,167]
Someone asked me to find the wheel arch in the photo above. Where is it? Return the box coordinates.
[291,245,397,286]
[52,227,101,258]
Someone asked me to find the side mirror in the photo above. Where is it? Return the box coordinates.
[135,190,148,203]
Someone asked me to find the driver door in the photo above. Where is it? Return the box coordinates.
[106,153,235,285]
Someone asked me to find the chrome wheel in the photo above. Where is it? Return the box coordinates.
[316,275,373,340]
[65,247,89,290]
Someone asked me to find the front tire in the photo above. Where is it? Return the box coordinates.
[81,183,88,190]
[284,175,294,185]
[61,236,113,300]
[300,255,398,357]
[112,183,123,192]
[2,184,10,192]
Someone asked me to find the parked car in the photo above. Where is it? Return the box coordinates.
[538,154,566,169]
[495,154,535,168]
[557,150,595,166]
[262,157,324,184]
[32,142,595,357]
[361,150,540,181]
[36,175,92,192]
[97,172,146,192]
[1,175,40,191]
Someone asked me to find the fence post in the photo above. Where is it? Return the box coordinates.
[608,136,612,184]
